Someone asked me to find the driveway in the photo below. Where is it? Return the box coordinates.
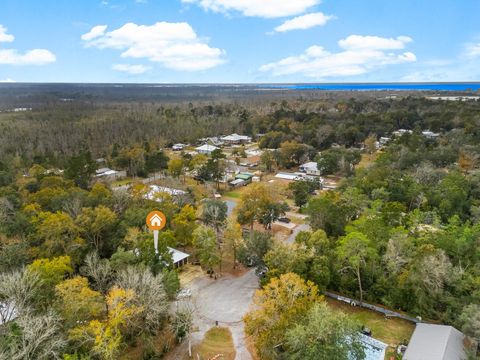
[285,223,311,244]
[174,269,258,360]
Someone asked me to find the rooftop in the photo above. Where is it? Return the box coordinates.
[146,185,187,200]
[196,144,219,152]
[168,247,190,264]
[403,323,467,360]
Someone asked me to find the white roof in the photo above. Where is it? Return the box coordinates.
[300,162,318,170]
[422,130,440,137]
[96,168,118,176]
[196,144,219,152]
[275,173,300,181]
[173,143,186,147]
[360,333,388,360]
[146,185,187,200]
[221,133,251,142]
[230,178,245,185]
[168,247,190,264]
[404,324,466,360]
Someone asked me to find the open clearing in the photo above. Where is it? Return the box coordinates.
[326,298,415,359]
[191,327,236,360]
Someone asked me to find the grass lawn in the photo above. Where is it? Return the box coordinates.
[223,191,241,198]
[111,178,134,186]
[192,327,236,360]
[326,298,415,359]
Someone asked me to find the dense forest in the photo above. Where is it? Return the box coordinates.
[1,86,480,359]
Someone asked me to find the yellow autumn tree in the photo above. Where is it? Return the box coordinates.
[244,272,322,360]
[69,286,142,360]
[55,276,105,327]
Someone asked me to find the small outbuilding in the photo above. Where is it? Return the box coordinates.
[168,247,190,267]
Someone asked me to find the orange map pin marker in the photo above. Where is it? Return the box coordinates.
[146,210,166,254]
[146,210,166,231]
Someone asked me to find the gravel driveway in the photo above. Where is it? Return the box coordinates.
[174,269,258,360]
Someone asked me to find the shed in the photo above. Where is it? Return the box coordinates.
[403,323,467,360]
[168,247,190,267]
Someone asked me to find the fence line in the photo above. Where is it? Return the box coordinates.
[325,291,421,324]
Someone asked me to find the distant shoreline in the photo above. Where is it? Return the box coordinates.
[0,81,480,92]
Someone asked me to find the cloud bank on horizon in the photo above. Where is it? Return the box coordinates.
[0,0,479,82]
[260,35,416,79]
[0,25,56,66]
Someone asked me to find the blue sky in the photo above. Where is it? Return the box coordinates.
[0,0,479,83]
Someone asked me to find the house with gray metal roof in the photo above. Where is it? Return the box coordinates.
[404,323,467,360]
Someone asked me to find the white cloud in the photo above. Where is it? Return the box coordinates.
[465,42,480,58]
[0,25,14,43]
[113,63,150,74]
[0,49,56,66]
[0,25,56,66]
[338,35,412,50]
[182,0,320,18]
[274,12,333,33]
[0,78,15,83]
[82,22,225,71]
[260,35,416,78]
[81,25,107,41]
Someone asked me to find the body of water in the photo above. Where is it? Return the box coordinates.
[262,82,480,91]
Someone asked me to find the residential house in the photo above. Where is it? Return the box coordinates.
[422,130,440,140]
[403,324,468,360]
[172,143,186,151]
[145,185,187,201]
[235,172,254,183]
[299,161,321,176]
[195,144,219,155]
[221,133,252,145]
[393,129,413,137]
[95,168,125,181]
[229,178,246,188]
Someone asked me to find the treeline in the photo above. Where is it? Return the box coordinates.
[1,95,480,169]
[257,130,480,335]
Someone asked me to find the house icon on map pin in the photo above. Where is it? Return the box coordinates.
[150,214,162,227]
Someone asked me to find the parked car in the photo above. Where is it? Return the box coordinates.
[255,266,268,277]
[278,217,291,223]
